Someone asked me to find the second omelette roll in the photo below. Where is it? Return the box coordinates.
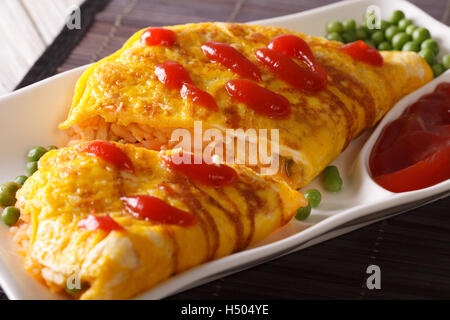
[14,141,304,299]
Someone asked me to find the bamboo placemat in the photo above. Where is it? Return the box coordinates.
[6,0,450,300]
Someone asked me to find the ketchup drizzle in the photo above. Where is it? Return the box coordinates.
[201,42,261,81]
[181,83,219,111]
[340,40,383,66]
[161,152,238,187]
[225,79,291,119]
[155,61,218,111]
[78,215,124,232]
[267,34,328,89]
[155,61,193,90]
[81,141,135,173]
[121,195,198,227]
[255,47,326,93]
[140,27,176,46]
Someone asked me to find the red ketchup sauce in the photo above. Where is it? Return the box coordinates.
[78,215,124,232]
[155,61,193,90]
[225,79,291,119]
[180,83,219,111]
[121,195,197,227]
[201,42,261,81]
[81,141,134,173]
[161,152,238,187]
[140,27,176,46]
[255,48,326,93]
[267,34,328,89]
[155,61,218,111]
[369,82,450,192]
[340,40,383,66]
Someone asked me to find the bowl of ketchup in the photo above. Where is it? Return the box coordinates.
[367,77,450,193]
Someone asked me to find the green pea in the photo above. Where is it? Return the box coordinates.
[327,21,344,33]
[378,41,392,51]
[295,203,311,221]
[402,41,420,52]
[380,20,391,31]
[420,39,439,55]
[419,48,436,65]
[361,22,375,35]
[359,24,369,33]
[14,175,28,186]
[343,19,356,31]
[304,189,322,208]
[371,30,385,45]
[443,54,450,69]
[389,10,405,24]
[432,63,445,77]
[412,28,431,44]
[392,32,411,50]
[327,32,343,42]
[364,39,376,48]
[3,182,19,194]
[47,145,58,151]
[342,31,357,43]
[405,24,418,35]
[0,182,20,207]
[27,161,38,176]
[322,165,343,192]
[385,26,400,41]
[356,28,369,40]
[27,146,47,162]
[1,207,20,226]
[398,18,412,31]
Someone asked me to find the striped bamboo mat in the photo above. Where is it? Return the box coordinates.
[0,0,86,95]
[5,0,450,300]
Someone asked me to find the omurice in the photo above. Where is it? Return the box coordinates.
[59,22,433,189]
[13,141,305,300]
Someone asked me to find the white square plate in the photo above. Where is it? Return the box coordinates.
[0,0,449,300]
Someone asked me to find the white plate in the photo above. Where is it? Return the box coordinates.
[0,0,449,300]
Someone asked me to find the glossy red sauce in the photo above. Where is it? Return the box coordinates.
[181,83,219,111]
[155,62,219,112]
[255,47,326,93]
[369,82,450,192]
[161,152,238,187]
[225,79,291,119]
[140,27,176,46]
[340,40,383,66]
[121,195,197,227]
[78,215,124,232]
[201,42,261,81]
[268,34,327,89]
[81,141,134,173]
[155,61,193,90]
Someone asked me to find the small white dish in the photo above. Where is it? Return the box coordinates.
[0,0,449,300]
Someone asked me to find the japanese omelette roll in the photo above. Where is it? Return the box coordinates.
[59,22,433,189]
[14,141,305,300]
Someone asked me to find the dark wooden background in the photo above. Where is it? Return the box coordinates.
[4,0,450,300]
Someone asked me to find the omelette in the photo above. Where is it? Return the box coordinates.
[14,141,305,300]
[60,22,433,189]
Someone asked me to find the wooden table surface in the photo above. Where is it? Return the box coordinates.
[2,0,450,300]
